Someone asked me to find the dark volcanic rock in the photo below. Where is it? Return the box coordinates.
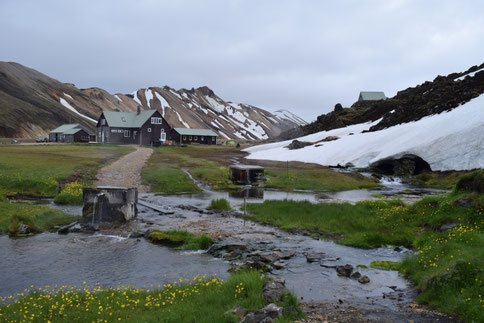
[286,140,312,150]
[336,264,354,277]
[299,62,484,137]
[358,275,370,284]
[263,278,289,303]
[305,252,326,263]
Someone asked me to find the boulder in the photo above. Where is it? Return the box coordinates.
[242,303,283,323]
[286,140,312,150]
[358,275,370,284]
[263,278,288,303]
[305,252,326,263]
[336,264,354,277]
[18,222,32,235]
[351,272,362,279]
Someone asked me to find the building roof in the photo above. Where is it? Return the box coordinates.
[229,164,264,170]
[101,109,158,128]
[358,91,387,101]
[173,128,219,137]
[50,123,94,135]
[50,123,81,133]
[63,128,88,135]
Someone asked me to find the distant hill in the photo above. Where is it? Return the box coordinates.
[282,62,484,138]
[0,62,306,139]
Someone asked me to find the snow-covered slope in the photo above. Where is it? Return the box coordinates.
[273,109,307,126]
[245,94,484,171]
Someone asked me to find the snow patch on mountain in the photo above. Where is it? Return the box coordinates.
[273,109,307,125]
[205,96,226,113]
[114,94,123,102]
[245,94,484,171]
[145,89,154,108]
[455,67,484,81]
[131,91,142,105]
[60,97,96,123]
[174,110,190,128]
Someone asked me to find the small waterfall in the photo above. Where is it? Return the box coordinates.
[92,193,105,225]
[92,195,98,225]
[379,176,403,186]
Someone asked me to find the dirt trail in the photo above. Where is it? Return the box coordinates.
[94,146,152,192]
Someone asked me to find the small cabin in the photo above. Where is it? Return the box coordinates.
[171,128,218,145]
[49,123,94,143]
[358,91,387,102]
[229,165,264,184]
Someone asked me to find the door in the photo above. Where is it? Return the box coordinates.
[160,129,166,142]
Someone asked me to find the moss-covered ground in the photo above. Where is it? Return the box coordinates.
[142,145,379,193]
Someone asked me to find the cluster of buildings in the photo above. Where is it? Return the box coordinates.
[49,109,218,145]
[49,91,387,145]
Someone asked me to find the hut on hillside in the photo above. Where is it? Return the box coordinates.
[358,91,387,102]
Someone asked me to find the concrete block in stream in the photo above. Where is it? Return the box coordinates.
[82,186,137,223]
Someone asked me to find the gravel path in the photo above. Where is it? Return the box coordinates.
[94,146,153,193]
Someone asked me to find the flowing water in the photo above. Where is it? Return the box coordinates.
[0,233,229,298]
[1,176,447,317]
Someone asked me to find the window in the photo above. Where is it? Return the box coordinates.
[148,128,152,133]
[201,136,204,141]
[194,136,198,141]
[189,136,192,140]
[101,119,106,126]
[212,137,215,141]
[183,136,186,140]
[151,117,162,124]
[124,130,130,137]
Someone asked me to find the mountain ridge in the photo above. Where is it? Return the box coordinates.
[0,62,305,140]
[288,62,484,139]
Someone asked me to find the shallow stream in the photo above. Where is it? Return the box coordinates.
[1,177,447,317]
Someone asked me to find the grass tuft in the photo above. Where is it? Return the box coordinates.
[208,198,232,211]
[148,230,213,250]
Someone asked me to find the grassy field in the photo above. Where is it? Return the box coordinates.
[0,144,134,234]
[0,144,134,198]
[0,271,302,322]
[245,170,484,322]
[142,145,379,193]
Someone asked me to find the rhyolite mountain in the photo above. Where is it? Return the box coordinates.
[247,63,484,173]
[279,62,484,139]
[0,62,306,139]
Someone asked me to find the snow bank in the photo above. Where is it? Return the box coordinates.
[59,98,97,123]
[245,94,484,171]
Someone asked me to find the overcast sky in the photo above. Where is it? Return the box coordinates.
[1,0,483,121]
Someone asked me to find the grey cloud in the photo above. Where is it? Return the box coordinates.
[1,0,483,121]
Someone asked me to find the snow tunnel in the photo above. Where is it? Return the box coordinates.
[370,154,431,176]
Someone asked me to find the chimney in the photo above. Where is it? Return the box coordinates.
[137,106,141,115]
